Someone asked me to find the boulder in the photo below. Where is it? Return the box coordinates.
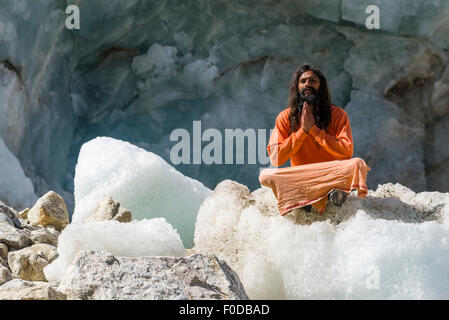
[0,201,18,218]
[28,191,69,231]
[0,202,22,228]
[0,213,14,227]
[17,208,29,220]
[0,243,7,260]
[0,265,12,285]
[30,226,60,246]
[0,221,31,249]
[0,256,7,268]
[7,243,58,281]
[0,279,66,300]
[58,250,249,300]
[85,196,132,223]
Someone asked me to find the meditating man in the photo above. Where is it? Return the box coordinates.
[259,64,371,215]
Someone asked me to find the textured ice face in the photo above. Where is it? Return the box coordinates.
[194,180,449,299]
[1,0,449,219]
[72,137,211,248]
[0,136,37,209]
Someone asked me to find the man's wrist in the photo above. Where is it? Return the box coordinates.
[295,127,309,141]
[308,124,320,136]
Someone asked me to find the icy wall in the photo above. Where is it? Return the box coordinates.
[1,0,449,214]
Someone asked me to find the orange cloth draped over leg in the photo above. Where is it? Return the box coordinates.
[259,157,371,215]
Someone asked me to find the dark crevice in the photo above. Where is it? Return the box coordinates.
[1,59,24,85]
[90,46,140,72]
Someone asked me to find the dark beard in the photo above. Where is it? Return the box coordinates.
[297,87,321,127]
[299,87,319,107]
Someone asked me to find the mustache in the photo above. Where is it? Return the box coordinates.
[300,87,316,95]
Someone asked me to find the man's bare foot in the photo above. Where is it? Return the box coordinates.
[328,189,348,207]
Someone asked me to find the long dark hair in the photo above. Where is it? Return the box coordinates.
[287,65,332,134]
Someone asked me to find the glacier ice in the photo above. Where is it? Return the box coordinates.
[72,136,211,248]
[194,180,449,299]
[0,135,37,209]
[342,0,449,48]
[2,0,449,207]
[44,218,186,283]
[0,0,449,298]
[346,91,426,191]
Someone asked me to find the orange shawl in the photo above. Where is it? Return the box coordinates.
[259,158,371,215]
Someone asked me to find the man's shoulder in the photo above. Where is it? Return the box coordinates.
[275,107,291,122]
[331,104,344,112]
[331,104,349,118]
[273,107,292,131]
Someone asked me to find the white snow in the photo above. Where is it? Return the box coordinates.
[0,135,37,209]
[44,218,185,283]
[72,137,211,248]
[131,43,178,78]
[194,180,449,299]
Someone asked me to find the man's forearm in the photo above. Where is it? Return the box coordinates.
[307,125,353,158]
[268,127,309,166]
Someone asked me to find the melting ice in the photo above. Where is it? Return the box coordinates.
[194,180,449,299]
[44,138,449,299]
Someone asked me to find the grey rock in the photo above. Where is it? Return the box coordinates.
[28,191,69,231]
[58,250,249,300]
[0,279,66,300]
[0,243,8,260]
[0,202,22,229]
[30,227,60,246]
[8,243,58,281]
[0,201,17,219]
[0,256,7,268]
[0,265,13,285]
[0,221,31,249]
[0,213,14,227]
[17,208,29,220]
[11,218,22,229]
[21,224,42,232]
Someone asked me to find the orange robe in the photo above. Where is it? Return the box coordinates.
[260,105,371,214]
[267,105,354,166]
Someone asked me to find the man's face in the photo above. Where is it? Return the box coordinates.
[298,70,320,97]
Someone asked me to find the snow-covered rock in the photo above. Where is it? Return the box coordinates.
[44,218,186,283]
[194,180,449,299]
[72,137,211,248]
[57,250,248,300]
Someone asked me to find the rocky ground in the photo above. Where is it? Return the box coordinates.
[0,192,248,300]
[3,180,448,300]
